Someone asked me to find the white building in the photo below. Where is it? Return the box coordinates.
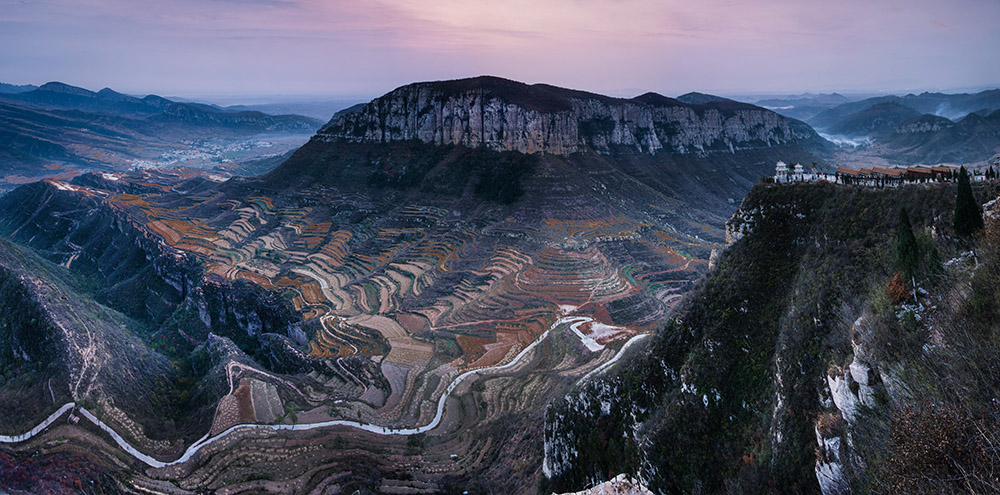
[793,163,805,182]
[773,161,834,183]
[775,161,789,183]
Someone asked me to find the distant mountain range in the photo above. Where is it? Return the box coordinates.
[0,83,37,94]
[794,89,1000,164]
[0,81,323,182]
[223,100,362,121]
[751,93,858,121]
[752,90,1000,125]
[1,82,322,129]
[815,99,1000,165]
[810,90,1000,130]
[880,110,1000,164]
[824,101,922,137]
[756,92,853,107]
[675,92,734,105]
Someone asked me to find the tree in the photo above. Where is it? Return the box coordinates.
[954,166,984,236]
[896,208,919,280]
[284,402,299,424]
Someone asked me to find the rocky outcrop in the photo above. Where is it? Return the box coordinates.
[815,314,894,495]
[555,474,653,495]
[725,195,811,244]
[827,356,878,422]
[815,418,849,495]
[892,114,955,134]
[0,181,303,364]
[319,76,823,156]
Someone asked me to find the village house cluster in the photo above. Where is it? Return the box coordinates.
[772,160,993,186]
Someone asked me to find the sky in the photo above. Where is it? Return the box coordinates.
[1,0,999,102]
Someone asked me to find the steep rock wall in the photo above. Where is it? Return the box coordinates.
[319,77,822,156]
[0,182,303,362]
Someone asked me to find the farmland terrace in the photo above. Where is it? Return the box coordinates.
[95,161,716,422]
[0,144,730,491]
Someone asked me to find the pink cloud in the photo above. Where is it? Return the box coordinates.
[0,0,997,98]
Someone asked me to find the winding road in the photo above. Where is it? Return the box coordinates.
[0,316,649,469]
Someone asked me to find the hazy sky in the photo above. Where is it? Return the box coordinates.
[2,0,998,102]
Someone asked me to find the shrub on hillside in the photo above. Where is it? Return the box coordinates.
[965,217,1000,334]
[887,403,1000,494]
[886,273,909,305]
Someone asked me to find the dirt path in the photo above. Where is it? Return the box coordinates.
[0,317,649,469]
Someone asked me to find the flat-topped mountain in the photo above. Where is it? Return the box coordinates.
[318,76,828,156]
[675,91,734,105]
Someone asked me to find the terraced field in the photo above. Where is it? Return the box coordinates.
[0,153,729,491]
[52,157,718,430]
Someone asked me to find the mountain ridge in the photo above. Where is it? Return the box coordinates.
[810,89,1000,131]
[317,75,829,156]
[0,83,37,94]
[880,109,1000,164]
[826,101,922,137]
[0,81,324,185]
[2,81,322,127]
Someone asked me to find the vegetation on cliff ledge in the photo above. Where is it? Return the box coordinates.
[545,180,1000,494]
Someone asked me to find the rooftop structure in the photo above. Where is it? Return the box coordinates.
[783,162,986,186]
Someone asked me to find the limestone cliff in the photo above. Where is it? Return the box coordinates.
[543,182,1000,494]
[318,76,825,155]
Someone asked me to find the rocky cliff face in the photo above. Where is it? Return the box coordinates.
[892,114,955,134]
[0,181,304,363]
[543,182,1000,494]
[318,76,823,156]
[878,110,1000,164]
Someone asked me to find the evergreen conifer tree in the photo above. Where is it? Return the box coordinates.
[954,166,984,236]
